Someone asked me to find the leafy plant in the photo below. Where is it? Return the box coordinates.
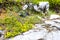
[48,0,60,9]
[0,17,34,38]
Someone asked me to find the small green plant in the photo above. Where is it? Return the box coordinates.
[27,15,41,24]
[0,17,34,38]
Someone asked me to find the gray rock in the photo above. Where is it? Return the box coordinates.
[45,20,55,25]
[51,23,60,30]
[33,5,41,12]
[35,24,43,28]
[38,2,49,13]
[45,30,60,40]
[50,15,60,19]
[52,20,60,23]
[22,4,28,10]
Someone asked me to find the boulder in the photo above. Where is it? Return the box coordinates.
[45,31,60,40]
[52,20,60,23]
[39,2,49,13]
[51,23,60,30]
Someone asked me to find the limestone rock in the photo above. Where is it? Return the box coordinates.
[45,31,60,40]
[45,20,55,25]
[50,15,60,19]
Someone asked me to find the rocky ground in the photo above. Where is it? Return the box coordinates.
[8,14,60,40]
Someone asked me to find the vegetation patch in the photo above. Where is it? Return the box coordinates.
[0,16,34,38]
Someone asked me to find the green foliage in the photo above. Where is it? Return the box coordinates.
[19,15,42,24]
[48,0,60,9]
[0,0,5,3]
[32,0,40,4]
[15,0,21,2]
[0,0,2,3]
[0,0,58,38]
[0,16,33,38]
[12,6,20,12]
[1,0,60,11]
[28,15,41,24]
[8,0,21,2]
[32,0,48,4]
[0,0,21,3]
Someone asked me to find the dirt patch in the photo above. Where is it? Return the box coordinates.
[0,8,6,19]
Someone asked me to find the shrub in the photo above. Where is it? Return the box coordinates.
[32,0,48,4]
[0,17,33,38]
[0,27,3,30]
[48,0,60,9]
[0,0,21,3]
